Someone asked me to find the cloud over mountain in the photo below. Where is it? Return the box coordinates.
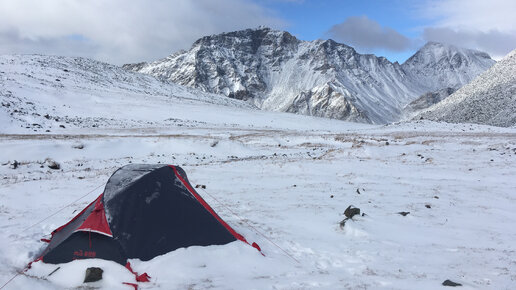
[327,16,412,52]
[0,0,285,64]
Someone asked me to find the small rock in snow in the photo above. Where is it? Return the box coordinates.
[84,267,103,283]
[425,204,431,209]
[72,143,84,149]
[344,205,361,219]
[45,158,61,170]
[398,211,410,216]
[10,160,19,169]
[442,279,462,287]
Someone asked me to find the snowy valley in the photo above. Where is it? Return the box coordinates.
[1,51,516,289]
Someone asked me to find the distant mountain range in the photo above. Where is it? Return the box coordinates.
[124,27,495,124]
[415,49,516,127]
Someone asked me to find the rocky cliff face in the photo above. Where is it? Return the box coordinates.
[124,27,495,124]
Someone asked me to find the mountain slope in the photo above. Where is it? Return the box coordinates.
[415,49,516,127]
[124,27,495,124]
[0,54,255,133]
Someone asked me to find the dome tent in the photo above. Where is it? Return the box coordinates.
[37,164,260,265]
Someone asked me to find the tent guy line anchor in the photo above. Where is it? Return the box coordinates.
[196,186,301,264]
[21,183,105,233]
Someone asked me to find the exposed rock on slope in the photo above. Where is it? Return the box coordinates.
[415,49,516,127]
[124,27,495,124]
[403,87,457,118]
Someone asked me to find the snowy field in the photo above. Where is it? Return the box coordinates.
[1,120,516,289]
[1,54,516,289]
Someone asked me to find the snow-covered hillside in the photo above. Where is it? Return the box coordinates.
[124,27,495,124]
[0,54,255,133]
[416,49,516,127]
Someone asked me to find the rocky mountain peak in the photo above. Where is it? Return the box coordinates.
[403,41,493,68]
[192,27,300,54]
[401,41,495,92]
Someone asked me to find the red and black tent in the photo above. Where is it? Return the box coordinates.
[38,164,260,265]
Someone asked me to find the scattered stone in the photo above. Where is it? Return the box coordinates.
[433,196,439,199]
[425,204,431,209]
[59,124,65,128]
[293,184,297,187]
[195,184,206,189]
[10,160,19,169]
[72,144,84,149]
[45,158,61,170]
[442,279,462,287]
[210,140,219,147]
[385,141,389,145]
[398,211,410,216]
[84,267,103,283]
[344,205,361,219]
[356,188,361,194]
[330,195,334,198]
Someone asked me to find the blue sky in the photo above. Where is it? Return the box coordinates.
[264,0,419,38]
[257,0,515,62]
[260,0,423,62]
[0,0,514,64]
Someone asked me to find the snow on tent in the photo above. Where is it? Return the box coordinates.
[36,164,260,266]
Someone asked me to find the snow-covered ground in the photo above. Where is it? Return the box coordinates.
[1,119,515,289]
[1,55,516,289]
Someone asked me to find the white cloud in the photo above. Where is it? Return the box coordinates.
[417,0,516,59]
[423,27,516,59]
[0,0,285,64]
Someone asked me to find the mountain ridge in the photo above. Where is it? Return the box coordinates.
[124,27,495,124]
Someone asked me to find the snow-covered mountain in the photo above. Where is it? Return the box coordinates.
[401,42,495,92]
[124,27,495,124]
[415,49,516,127]
[0,54,254,133]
